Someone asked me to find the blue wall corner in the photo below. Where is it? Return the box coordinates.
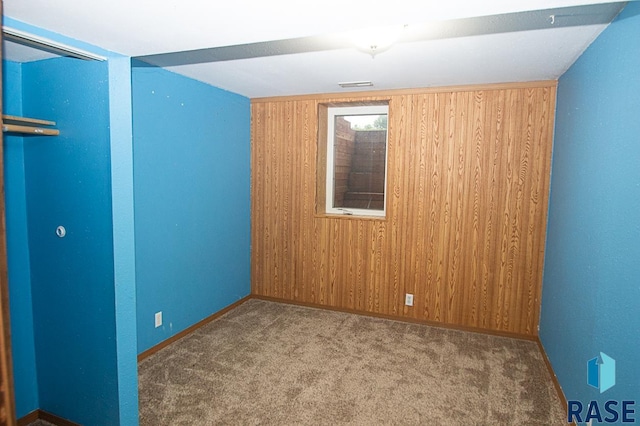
[2,59,39,418]
[132,64,251,354]
[22,56,120,424]
[539,0,640,416]
[108,56,139,425]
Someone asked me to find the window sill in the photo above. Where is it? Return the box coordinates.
[314,212,387,222]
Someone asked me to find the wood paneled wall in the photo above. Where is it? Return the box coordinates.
[251,82,556,336]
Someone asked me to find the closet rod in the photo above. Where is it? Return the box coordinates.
[2,115,60,136]
[2,124,60,136]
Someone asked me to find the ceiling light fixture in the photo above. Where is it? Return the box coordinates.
[338,81,374,88]
[350,25,407,58]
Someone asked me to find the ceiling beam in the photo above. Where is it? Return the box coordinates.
[135,2,626,68]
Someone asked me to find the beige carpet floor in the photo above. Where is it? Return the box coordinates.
[25,421,56,426]
[138,299,566,425]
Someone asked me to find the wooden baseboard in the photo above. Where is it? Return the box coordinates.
[18,409,79,426]
[252,295,538,341]
[536,338,574,425]
[138,294,537,363]
[16,410,38,426]
[137,296,251,361]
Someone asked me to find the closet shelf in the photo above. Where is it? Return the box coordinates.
[2,114,60,136]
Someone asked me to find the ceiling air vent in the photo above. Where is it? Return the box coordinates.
[338,81,373,88]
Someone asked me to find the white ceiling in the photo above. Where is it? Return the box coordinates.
[2,0,628,98]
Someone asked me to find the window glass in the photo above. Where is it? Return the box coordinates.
[326,105,388,217]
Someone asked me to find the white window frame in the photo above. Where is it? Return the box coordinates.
[326,104,389,217]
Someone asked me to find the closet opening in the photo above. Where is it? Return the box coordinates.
[3,27,119,425]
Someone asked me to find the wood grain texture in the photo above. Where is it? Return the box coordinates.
[251,83,556,336]
[0,10,17,423]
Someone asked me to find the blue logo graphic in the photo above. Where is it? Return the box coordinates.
[567,352,635,423]
[587,352,616,393]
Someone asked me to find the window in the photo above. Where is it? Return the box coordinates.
[322,104,389,217]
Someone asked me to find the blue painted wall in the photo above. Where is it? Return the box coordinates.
[2,60,39,418]
[21,57,120,424]
[132,64,251,353]
[539,1,640,417]
[108,56,140,425]
[3,17,139,425]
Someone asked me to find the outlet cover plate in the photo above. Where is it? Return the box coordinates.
[405,293,414,306]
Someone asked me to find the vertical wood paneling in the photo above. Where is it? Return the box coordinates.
[251,83,556,336]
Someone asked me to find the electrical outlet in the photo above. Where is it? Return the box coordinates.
[155,311,162,328]
[405,293,414,306]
